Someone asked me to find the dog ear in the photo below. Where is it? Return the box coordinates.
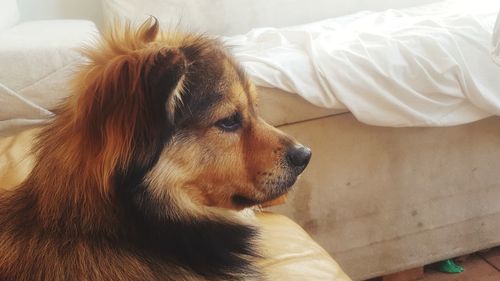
[72,34,188,193]
[144,48,187,123]
[140,16,160,43]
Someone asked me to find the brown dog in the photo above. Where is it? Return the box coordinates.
[0,18,311,281]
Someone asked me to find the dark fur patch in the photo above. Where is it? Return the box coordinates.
[232,195,259,207]
[117,184,261,279]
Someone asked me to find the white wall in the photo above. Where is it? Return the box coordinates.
[17,0,104,26]
[16,0,439,32]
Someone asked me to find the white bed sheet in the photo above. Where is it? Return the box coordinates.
[227,0,500,126]
[493,11,500,66]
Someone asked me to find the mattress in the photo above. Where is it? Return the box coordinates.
[257,87,345,127]
[271,114,500,279]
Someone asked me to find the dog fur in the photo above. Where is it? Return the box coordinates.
[0,18,311,281]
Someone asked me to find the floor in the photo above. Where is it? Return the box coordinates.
[367,247,500,281]
[421,249,500,281]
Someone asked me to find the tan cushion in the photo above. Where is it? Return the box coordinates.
[0,128,38,189]
[257,211,351,280]
[0,128,351,281]
[257,86,345,127]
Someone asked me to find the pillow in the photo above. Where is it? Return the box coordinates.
[0,0,19,31]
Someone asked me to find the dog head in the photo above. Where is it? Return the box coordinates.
[73,19,311,219]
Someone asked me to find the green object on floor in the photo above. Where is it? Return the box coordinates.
[438,259,464,273]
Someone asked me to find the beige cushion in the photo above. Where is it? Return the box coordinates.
[258,87,345,127]
[0,128,351,281]
[0,128,37,189]
[258,211,351,280]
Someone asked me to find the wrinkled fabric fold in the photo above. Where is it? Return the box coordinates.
[226,0,500,127]
[492,10,500,66]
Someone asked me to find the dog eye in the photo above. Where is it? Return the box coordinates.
[215,112,242,132]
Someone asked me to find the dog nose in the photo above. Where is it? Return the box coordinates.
[287,145,312,168]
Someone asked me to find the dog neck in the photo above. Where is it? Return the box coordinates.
[115,177,263,279]
[0,153,263,281]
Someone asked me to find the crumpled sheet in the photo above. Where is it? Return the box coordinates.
[0,20,98,136]
[227,0,500,126]
[493,10,500,66]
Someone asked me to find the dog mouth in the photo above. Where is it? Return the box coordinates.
[231,195,260,207]
[232,192,288,208]
[230,148,312,208]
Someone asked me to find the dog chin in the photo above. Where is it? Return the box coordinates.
[231,175,298,208]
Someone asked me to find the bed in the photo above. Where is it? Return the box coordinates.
[269,111,500,279]
[2,0,500,280]
[227,3,500,278]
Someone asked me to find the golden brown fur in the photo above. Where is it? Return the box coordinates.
[0,18,311,280]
